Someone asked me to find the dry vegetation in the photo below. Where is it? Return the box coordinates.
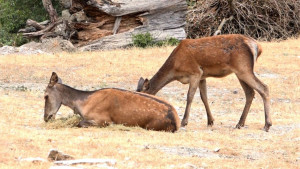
[0,37,299,168]
[187,0,300,40]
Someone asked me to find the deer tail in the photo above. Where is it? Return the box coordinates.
[247,39,263,66]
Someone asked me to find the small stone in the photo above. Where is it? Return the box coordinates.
[48,149,75,161]
[214,148,220,152]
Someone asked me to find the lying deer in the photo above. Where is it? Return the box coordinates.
[44,72,180,132]
[137,34,272,131]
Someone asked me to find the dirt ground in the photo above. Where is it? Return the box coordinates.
[0,38,299,169]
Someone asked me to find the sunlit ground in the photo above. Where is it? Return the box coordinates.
[0,38,299,168]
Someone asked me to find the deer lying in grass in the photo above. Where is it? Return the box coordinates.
[137,34,272,131]
[44,72,180,132]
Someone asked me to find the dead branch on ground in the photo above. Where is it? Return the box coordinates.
[187,0,300,40]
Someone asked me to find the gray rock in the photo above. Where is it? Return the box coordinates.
[54,22,69,38]
[41,37,76,53]
[214,148,220,152]
[73,10,89,22]
[0,36,76,55]
[0,46,16,55]
[62,10,71,21]
[21,26,37,33]
[60,0,72,9]
[48,149,75,161]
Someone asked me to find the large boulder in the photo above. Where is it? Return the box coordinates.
[0,38,75,55]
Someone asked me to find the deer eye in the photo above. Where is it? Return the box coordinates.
[44,95,48,100]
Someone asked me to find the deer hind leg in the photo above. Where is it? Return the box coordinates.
[235,79,255,129]
[236,73,272,131]
[199,79,214,126]
[181,73,202,127]
[145,119,174,132]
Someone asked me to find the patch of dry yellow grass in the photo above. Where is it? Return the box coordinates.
[0,39,299,168]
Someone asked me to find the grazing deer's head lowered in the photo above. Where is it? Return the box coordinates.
[137,34,272,131]
[44,72,63,122]
[44,72,180,132]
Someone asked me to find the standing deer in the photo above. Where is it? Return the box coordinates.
[137,34,272,131]
[44,72,180,132]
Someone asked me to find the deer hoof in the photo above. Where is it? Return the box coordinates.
[235,123,244,129]
[181,120,188,127]
[207,121,214,127]
[263,124,271,132]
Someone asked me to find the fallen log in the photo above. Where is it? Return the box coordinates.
[75,0,187,50]
[19,0,187,51]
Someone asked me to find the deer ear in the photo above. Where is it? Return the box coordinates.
[57,77,62,84]
[143,78,150,90]
[49,72,59,87]
[137,77,145,92]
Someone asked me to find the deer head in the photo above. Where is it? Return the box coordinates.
[44,72,63,122]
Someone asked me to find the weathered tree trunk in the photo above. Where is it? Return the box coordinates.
[42,0,58,23]
[19,0,187,51]
[76,0,187,50]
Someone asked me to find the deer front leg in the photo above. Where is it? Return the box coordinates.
[77,119,96,128]
[181,74,202,127]
[199,79,214,126]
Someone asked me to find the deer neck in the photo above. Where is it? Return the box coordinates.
[148,68,173,95]
[57,84,95,116]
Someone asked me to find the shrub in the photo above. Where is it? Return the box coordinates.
[165,37,180,46]
[0,0,62,46]
[132,32,155,48]
[132,33,180,48]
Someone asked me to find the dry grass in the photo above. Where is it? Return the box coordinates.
[0,38,299,168]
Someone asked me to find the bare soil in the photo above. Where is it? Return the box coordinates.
[0,38,299,168]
